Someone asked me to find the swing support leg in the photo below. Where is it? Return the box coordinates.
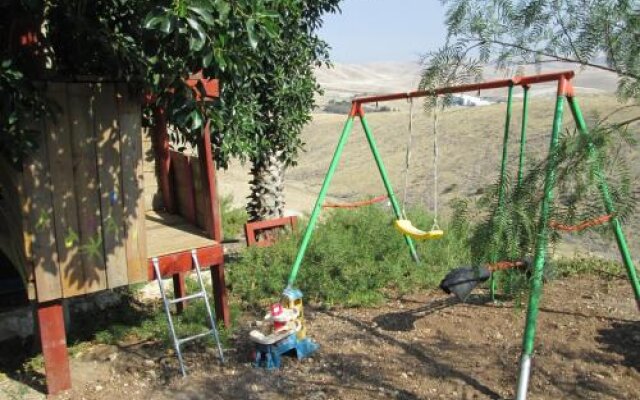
[287,111,357,287]
[490,84,515,300]
[287,104,420,288]
[567,96,640,309]
[516,78,566,400]
[359,109,420,263]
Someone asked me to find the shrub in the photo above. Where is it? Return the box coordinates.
[227,205,472,308]
[220,195,248,241]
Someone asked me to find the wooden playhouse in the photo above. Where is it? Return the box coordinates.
[0,78,228,395]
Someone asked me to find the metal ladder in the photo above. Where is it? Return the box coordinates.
[152,249,225,376]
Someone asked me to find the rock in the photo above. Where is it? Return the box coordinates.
[401,372,408,379]
[143,359,155,367]
[146,370,157,379]
[250,384,259,392]
[95,385,103,392]
[108,353,118,362]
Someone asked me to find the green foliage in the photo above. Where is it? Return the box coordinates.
[1,0,340,178]
[93,279,237,348]
[423,0,640,101]
[552,256,625,279]
[0,59,52,166]
[220,195,248,241]
[448,118,638,296]
[228,205,472,308]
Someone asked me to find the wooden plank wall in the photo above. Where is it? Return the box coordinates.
[170,151,197,225]
[16,82,147,301]
[145,140,216,238]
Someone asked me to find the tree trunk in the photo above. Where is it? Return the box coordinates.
[247,149,285,221]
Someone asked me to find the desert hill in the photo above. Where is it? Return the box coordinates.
[219,61,638,260]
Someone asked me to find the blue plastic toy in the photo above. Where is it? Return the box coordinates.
[249,288,319,368]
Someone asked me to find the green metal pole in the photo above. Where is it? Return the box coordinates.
[490,84,515,299]
[359,114,420,263]
[567,96,640,309]
[517,86,530,186]
[515,90,565,400]
[287,114,356,288]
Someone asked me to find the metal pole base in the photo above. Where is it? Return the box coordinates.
[515,354,532,400]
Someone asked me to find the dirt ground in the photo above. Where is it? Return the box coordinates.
[2,275,637,400]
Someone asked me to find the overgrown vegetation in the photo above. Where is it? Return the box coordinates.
[450,123,638,272]
[421,0,640,101]
[92,280,236,348]
[220,195,247,241]
[228,205,472,308]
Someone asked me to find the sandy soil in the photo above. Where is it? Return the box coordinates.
[3,276,637,400]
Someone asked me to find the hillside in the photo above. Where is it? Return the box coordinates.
[219,62,639,260]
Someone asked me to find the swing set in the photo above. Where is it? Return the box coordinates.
[280,70,640,400]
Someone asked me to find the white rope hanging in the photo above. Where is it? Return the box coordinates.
[401,97,414,218]
[432,99,441,230]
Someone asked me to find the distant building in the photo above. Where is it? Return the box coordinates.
[451,94,493,107]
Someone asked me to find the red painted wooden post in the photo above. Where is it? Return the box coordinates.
[172,273,187,313]
[245,216,298,247]
[37,301,71,395]
[211,264,230,327]
[198,122,222,242]
[152,106,175,213]
[196,121,228,326]
[183,155,197,225]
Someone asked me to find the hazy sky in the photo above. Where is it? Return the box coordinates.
[319,0,448,63]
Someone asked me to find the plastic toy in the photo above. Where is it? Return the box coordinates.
[249,288,319,369]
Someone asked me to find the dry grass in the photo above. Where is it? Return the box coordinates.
[289,93,640,259]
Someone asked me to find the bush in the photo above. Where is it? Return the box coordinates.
[220,195,248,241]
[227,205,472,308]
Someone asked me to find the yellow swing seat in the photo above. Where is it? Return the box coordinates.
[394,219,444,240]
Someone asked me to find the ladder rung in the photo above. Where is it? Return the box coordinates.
[178,329,214,345]
[170,292,205,304]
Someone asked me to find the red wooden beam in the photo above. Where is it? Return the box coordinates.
[37,301,71,395]
[170,151,197,224]
[352,70,576,105]
[185,76,220,100]
[211,263,230,326]
[198,121,223,242]
[152,107,175,213]
[144,77,219,104]
[147,245,228,326]
[147,246,223,280]
[245,216,298,247]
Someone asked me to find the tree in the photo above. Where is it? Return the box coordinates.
[208,1,341,221]
[421,0,640,100]
[2,0,340,222]
[421,0,639,267]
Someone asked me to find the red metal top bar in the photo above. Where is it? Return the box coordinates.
[352,70,575,105]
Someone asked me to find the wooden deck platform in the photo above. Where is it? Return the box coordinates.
[145,210,216,258]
